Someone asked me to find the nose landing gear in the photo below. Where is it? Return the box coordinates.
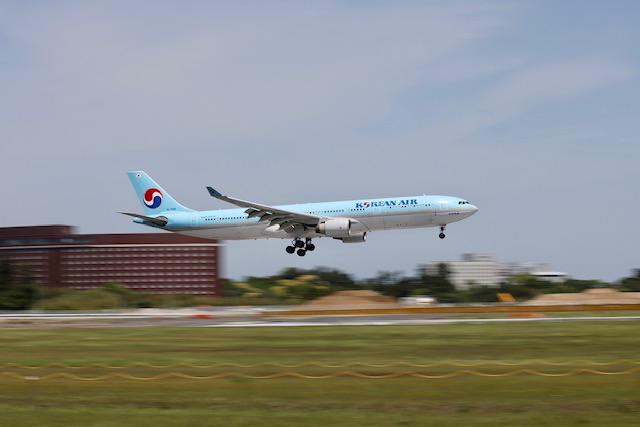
[286,238,316,256]
[439,225,446,239]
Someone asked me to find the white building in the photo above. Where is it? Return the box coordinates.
[422,254,568,290]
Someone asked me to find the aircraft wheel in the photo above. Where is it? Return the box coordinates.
[439,233,446,239]
[286,246,296,254]
[297,249,306,257]
[295,240,305,248]
[306,243,315,251]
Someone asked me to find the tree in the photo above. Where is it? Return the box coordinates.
[278,268,305,280]
[419,263,456,297]
[379,277,420,298]
[277,267,356,289]
[102,281,131,308]
[437,263,451,280]
[619,270,640,292]
[548,279,603,294]
[311,267,356,288]
[463,284,500,303]
[0,259,38,310]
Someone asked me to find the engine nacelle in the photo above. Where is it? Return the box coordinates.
[338,233,367,243]
[316,218,352,238]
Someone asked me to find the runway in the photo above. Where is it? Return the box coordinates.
[1,310,639,328]
[202,315,640,328]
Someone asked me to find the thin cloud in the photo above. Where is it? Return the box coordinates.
[486,58,636,112]
[0,1,639,282]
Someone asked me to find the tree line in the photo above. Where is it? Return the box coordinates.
[2,258,640,310]
[225,265,639,304]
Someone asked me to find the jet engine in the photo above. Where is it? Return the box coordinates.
[338,233,367,243]
[315,218,352,238]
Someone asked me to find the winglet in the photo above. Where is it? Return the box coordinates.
[206,186,223,198]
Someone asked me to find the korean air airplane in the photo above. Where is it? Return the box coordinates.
[120,171,478,256]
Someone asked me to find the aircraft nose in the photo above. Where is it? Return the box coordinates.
[466,204,479,215]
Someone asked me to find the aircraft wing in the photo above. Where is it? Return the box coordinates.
[206,187,322,232]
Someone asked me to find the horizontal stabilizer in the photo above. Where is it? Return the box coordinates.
[118,212,168,226]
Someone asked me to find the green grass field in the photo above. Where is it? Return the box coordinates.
[0,321,639,426]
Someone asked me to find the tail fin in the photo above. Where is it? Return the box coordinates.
[127,171,193,215]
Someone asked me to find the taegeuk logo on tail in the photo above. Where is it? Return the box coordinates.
[144,188,163,209]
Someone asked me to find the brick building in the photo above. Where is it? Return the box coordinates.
[0,225,221,295]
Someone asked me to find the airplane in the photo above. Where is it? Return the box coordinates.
[120,171,478,256]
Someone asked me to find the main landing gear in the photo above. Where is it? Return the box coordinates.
[286,238,316,256]
[439,225,446,239]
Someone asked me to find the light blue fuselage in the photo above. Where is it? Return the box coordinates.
[123,171,478,252]
[134,195,478,240]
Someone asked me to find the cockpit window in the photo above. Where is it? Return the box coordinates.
[458,201,470,205]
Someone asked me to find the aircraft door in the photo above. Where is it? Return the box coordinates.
[436,200,448,218]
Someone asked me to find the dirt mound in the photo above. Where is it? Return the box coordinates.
[304,290,399,308]
[527,288,640,305]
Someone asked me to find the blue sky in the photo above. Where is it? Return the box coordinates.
[2,1,639,282]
